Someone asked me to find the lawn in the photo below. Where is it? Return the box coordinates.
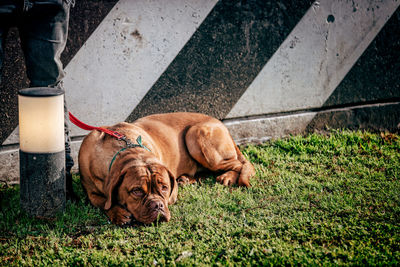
[1,130,399,266]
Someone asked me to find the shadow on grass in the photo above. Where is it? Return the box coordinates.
[0,176,113,240]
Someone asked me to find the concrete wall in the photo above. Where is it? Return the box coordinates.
[1,0,399,184]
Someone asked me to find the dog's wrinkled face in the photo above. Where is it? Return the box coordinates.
[103,150,178,225]
[117,164,173,224]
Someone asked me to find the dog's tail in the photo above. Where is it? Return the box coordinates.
[234,144,255,187]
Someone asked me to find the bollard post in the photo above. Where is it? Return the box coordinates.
[18,87,66,217]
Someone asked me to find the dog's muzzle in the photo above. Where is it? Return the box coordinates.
[146,199,169,223]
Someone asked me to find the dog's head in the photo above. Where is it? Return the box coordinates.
[103,149,178,224]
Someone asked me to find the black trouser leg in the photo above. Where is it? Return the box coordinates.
[17,0,77,200]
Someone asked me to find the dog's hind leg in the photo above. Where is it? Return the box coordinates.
[235,145,255,187]
[185,121,254,187]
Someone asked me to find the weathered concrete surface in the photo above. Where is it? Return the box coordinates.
[64,0,217,137]
[225,102,400,144]
[127,0,312,122]
[224,113,316,145]
[0,147,19,184]
[227,0,400,118]
[324,9,400,107]
[0,28,28,145]
[61,0,118,65]
[305,102,400,133]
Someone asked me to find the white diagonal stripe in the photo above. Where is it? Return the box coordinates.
[227,0,399,118]
[65,0,217,135]
[3,0,217,144]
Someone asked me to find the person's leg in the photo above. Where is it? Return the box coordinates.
[18,0,77,200]
[18,1,69,86]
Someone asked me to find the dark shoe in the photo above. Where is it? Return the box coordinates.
[65,149,79,202]
[66,169,79,202]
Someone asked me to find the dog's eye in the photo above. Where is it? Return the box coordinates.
[130,188,144,197]
[161,185,168,192]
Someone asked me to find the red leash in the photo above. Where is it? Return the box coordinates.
[68,112,151,171]
[68,112,124,140]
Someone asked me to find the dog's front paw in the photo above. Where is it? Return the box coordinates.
[177,175,196,186]
[216,171,239,186]
[106,206,132,226]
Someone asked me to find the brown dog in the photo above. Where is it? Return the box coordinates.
[78,112,255,225]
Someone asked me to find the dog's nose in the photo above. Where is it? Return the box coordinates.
[150,200,164,211]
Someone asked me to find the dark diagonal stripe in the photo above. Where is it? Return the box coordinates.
[322,8,400,108]
[61,0,119,65]
[126,0,313,121]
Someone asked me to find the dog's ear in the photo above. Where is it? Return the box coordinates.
[167,169,178,205]
[104,165,125,210]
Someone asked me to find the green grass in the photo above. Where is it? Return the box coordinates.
[1,130,399,266]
